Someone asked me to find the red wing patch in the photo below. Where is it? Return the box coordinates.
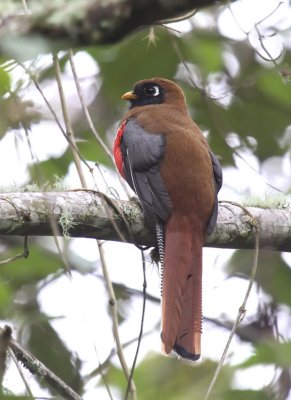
[113,121,126,179]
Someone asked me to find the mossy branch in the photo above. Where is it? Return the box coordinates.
[0,0,236,54]
[0,191,290,252]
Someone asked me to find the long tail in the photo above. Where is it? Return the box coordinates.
[160,212,203,361]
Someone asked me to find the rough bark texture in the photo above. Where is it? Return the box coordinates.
[0,191,290,252]
[0,0,236,51]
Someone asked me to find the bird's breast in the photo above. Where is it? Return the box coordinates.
[160,126,215,227]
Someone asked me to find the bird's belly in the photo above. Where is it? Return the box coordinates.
[160,143,215,227]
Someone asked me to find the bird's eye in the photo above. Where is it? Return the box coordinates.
[144,85,160,97]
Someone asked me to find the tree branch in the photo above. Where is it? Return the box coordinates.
[0,0,236,51]
[0,326,82,400]
[0,191,290,252]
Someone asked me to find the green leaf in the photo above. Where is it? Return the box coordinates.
[185,32,224,73]
[106,354,233,400]
[0,280,12,313]
[29,151,71,183]
[240,341,291,369]
[0,397,33,400]
[223,389,271,400]
[226,250,291,307]
[90,27,180,105]
[257,71,291,108]
[77,132,113,167]
[0,244,61,290]
[26,313,83,393]
[0,66,10,95]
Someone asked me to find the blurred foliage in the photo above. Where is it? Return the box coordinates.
[227,250,291,306]
[0,242,84,389]
[241,341,291,369]
[107,354,233,400]
[223,389,272,400]
[0,0,290,399]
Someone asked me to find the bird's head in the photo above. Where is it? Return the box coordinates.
[122,78,187,110]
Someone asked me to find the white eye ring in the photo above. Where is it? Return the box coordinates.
[144,85,160,97]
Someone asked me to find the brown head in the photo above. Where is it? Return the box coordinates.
[122,78,187,112]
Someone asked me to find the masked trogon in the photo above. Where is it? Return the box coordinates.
[113,78,222,361]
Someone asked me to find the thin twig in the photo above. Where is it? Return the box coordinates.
[254,25,282,66]
[16,60,86,272]
[68,49,132,198]
[204,201,260,400]
[255,1,283,27]
[6,327,82,400]
[54,53,116,399]
[158,8,198,24]
[23,125,71,271]
[0,236,29,265]
[86,329,155,380]
[60,53,136,398]
[98,240,137,399]
[69,188,129,243]
[228,2,285,73]
[0,326,12,392]
[68,49,114,165]
[22,0,29,14]
[9,348,34,398]
[23,125,38,162]
[53,53,88,188]
[170,36,282,193]
[125,250,147,400]
[93,356,114,400]
[17,60,91,170]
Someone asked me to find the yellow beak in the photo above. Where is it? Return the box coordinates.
[122,91,137,101]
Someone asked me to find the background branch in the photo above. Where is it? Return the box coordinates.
[0,0,236,53]
[0,191,290,251]
[2,326,82,400]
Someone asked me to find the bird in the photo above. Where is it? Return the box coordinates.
[113,77,222,361]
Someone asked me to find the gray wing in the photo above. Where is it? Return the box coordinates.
[121,118,172,223]
[207,151,223,235]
